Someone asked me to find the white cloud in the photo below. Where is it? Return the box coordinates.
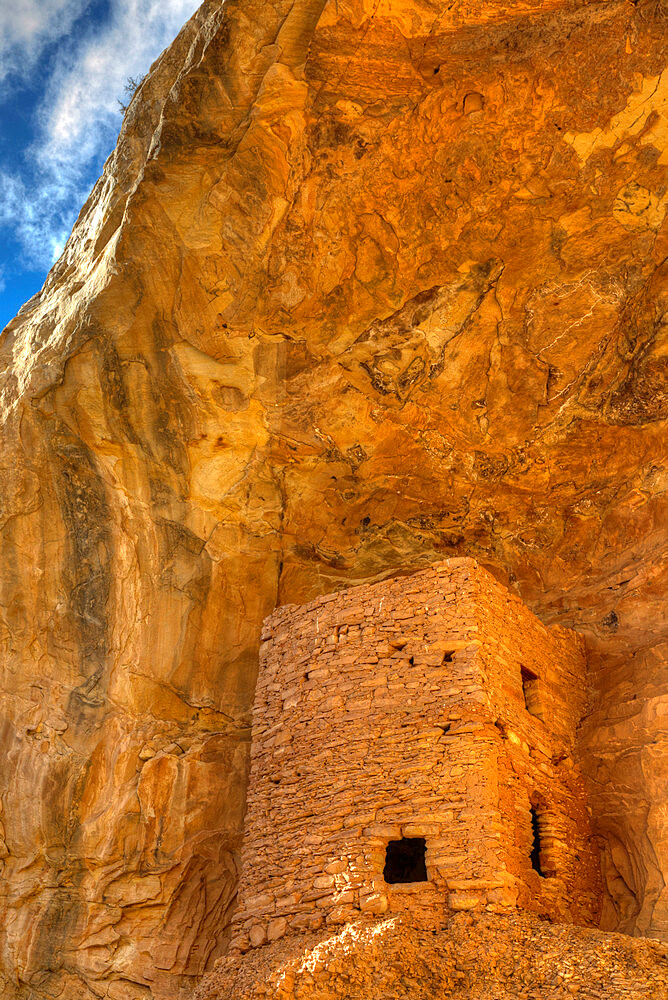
[1,0,200,270]
[0,167,71,270]
[0,1,89,90]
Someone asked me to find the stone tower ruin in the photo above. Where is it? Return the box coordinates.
[231,558,602,951]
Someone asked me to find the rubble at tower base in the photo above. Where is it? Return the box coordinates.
[198,911,668,1000]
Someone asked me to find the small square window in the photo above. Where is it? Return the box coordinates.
[383,837,428,884]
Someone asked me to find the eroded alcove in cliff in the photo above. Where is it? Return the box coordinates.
[0,0,666,998]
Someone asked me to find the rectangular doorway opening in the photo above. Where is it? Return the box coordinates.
[384,837,428,884]
[530,806,545,876]
[529,801,557,879]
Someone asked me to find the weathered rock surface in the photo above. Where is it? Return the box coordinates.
[0,0,666,997]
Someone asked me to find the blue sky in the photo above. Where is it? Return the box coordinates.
[0,0,200,330]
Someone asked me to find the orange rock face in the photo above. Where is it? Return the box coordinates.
[0,0,666,997]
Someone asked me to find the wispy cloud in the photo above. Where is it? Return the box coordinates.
[0,168,72,266]
[0,1,89,91]
[1,0,200,271]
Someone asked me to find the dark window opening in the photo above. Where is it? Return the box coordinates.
[384,838,428,884]
[530,806,544,876]
[521,666,543,719]
[408,655,415,666]
[441,650,454,663]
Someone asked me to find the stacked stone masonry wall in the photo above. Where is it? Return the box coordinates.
[231,558,602,951]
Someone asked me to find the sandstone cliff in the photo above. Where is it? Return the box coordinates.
[0,1,666,998]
